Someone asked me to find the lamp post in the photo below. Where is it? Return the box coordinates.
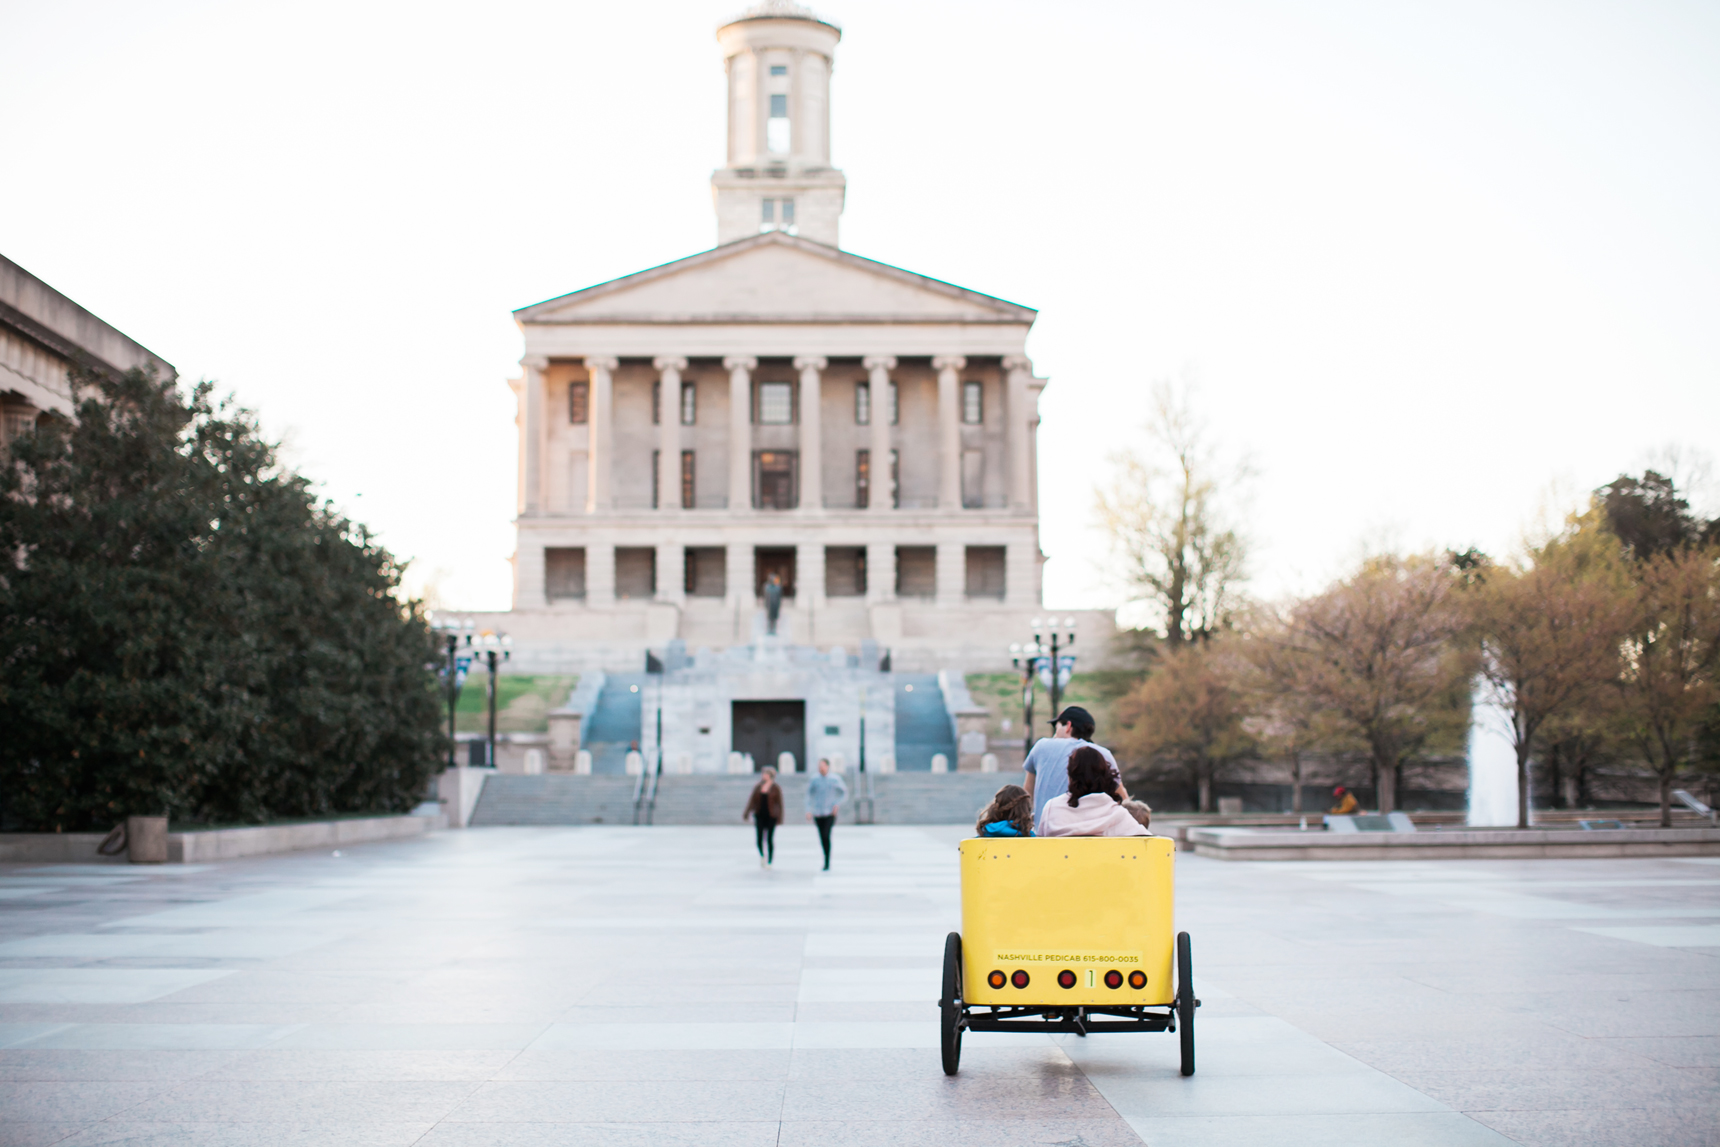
[1010,616,1077,762]
[433,617,473,771]
[473,630,511,769]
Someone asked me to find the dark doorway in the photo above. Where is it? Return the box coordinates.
[754,450,798,510]
[754,547,796,598]
[733,700,806,772]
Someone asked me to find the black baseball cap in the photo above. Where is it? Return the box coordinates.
[1050,706,1094,729]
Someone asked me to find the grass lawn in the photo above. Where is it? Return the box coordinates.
[454,674,577,733]
[963,669,1144,759]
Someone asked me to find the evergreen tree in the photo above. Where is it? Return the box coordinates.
[0,368,444,832]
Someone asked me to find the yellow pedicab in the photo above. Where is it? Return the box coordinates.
[940,834,1197,1076]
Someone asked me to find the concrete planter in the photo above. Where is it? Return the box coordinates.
[0,814,445,865]
[1187,825,1720,861]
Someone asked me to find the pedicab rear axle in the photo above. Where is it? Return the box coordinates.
[960,1004,1178,1035]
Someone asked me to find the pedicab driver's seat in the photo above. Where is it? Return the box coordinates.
[940,835,1197,1076]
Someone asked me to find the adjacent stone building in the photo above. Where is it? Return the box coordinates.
[1,254,176,447]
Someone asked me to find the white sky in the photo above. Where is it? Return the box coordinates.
[4,0,1716,615]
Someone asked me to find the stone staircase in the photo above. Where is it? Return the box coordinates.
[470,771,1011,826]
[582,673,648,773]
[893,673,956,771]
[469,774,641,825]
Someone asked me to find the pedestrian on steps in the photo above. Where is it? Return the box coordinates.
[805,758,848,871]
[743,767,784,867]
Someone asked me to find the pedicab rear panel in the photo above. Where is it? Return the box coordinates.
[959,836,1176,1008]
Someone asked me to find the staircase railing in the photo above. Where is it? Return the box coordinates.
[634,763,663,825]
[631,767,647,824]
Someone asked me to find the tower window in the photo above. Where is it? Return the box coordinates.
[761,198,775,223]
[761,197,796,234]
[963,381,983,424]
[855,381,870,425]
[780,198,794,225]
[770,65,787,76]
[767,93,789,153]
[757,381,793,424]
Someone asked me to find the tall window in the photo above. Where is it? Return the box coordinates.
[767,92,790,153]
[680,381,696,425]
[568,381,589,424]
[888,380,899,425]
[757,381,793,424]
[754,451,797,510]
[856,449,869,507]
[652,381,660,425]
[855,381,870,424]
[963,380,983,424]
[760,197,796,234]
[680,450,695,509]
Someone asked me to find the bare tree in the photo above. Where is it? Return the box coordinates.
[1274,554,1471,812]
[1471,521,1634,828]
[1616,546,1720,826]
[1096,379,1248,647]
[1114,640,1254,812]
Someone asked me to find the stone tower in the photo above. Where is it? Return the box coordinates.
[711,1,846,248]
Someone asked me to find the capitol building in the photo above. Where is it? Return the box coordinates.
[466,1,1109,776]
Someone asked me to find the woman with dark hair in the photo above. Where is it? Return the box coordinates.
[1039,746,1149,837]
[743,767,785,866]
[975,784,1034,837]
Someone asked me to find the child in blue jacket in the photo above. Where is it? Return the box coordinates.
[975,784,1034,837]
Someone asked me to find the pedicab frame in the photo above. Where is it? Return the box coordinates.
[939,835,1198,1076]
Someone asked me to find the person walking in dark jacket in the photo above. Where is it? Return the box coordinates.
[743,767,785,866]
[804,759,848,871]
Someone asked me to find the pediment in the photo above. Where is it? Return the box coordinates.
[515,233,1035,326]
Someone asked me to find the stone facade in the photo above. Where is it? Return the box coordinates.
[0,253,176,448]
[463,2,1115,693]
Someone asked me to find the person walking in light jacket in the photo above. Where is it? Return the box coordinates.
[1040,747,1149,838]
[805,758,848,871]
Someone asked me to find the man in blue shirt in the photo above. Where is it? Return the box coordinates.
[1023,706,1124,831]
[805,758,848,871]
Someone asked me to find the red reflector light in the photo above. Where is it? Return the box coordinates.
[1128,970,1147,989]
[1011,969,1029,989]
[987,970,1006,989]
[1057,969,1077,989]
[1104,970,1123,989]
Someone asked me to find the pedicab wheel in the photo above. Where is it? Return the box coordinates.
[1176,930,1196,1077]
[940,931,964,1076]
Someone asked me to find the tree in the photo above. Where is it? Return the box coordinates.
[1096,380,1247,647]
[1598,470,1718,561]
[1114,641,1253,812]
[0,368,445,832]
[1238,619,1361,814]
[1274,554,1470,812]
[1615,546,1720,827]
[1470,520,1634,828]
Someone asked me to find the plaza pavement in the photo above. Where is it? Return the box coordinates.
[1,824,1716,1146]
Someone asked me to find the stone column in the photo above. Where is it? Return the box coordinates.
[657,542,685,605]
[655,356,687,512]
[936,542,965,608]
[794,355,825,513]
[521,356,548,513]
[863,355,895,512]
[585,356,618,514]
[725,356,756,512]
[867,542,896,603]
[1003,354,1033,512]
[727,543,755,613]
[933,355,965,511]
[587,541,616,608]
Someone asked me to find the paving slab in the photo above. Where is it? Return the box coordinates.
[3,826,1717,1146]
